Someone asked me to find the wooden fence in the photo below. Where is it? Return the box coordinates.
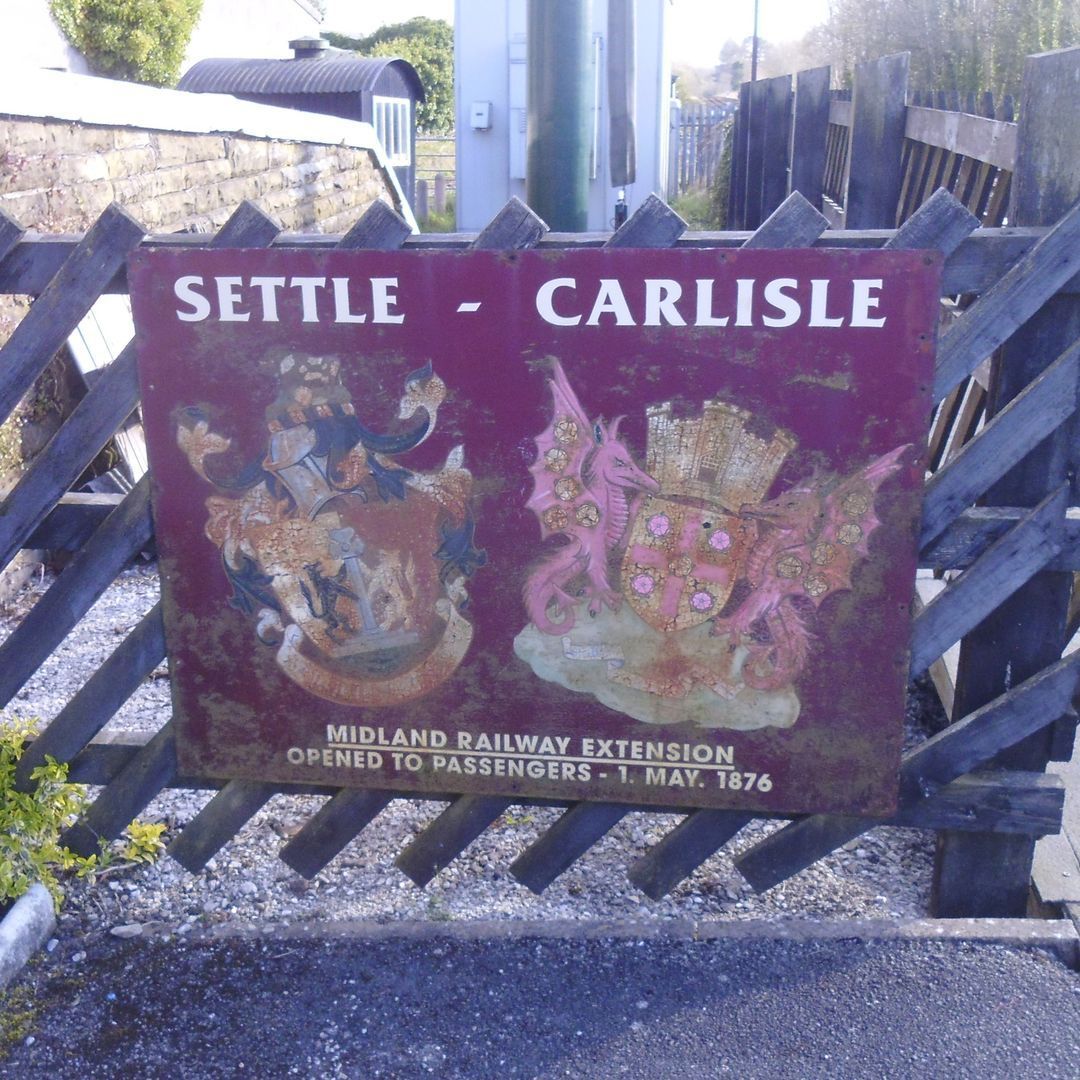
[1,94,1079,913]
[668,101,733,197]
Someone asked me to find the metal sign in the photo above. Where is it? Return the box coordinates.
[129,246,939,816]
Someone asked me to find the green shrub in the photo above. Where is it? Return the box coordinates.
[50,0,203,87]
[0,719,98,911]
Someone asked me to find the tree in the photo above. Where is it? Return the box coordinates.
[50,0,203,87]
[325,17,454,133]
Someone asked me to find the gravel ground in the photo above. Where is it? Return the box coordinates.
[1,564,937,940]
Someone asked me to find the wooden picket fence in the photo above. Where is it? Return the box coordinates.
[1,152,1078,914]
[668,101,733,197]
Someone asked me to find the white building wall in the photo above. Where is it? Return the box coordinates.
[455,0,671,232]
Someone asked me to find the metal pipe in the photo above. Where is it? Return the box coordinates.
[526,0,593,231]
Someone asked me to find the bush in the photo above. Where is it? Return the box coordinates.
[50,0,203,87]
[0,719,97,911]
[0,719,167,912]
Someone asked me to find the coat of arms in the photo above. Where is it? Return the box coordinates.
[176,350,485,707]
[514,359,908,730]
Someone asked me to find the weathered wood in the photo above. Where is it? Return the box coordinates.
[920,506,1080,572]
[729,81,751,227]
[510,802,634,894]
[903,107,1017,173]
[210,200,281,248]
[0,210,24,266]
[0,342,140,574]
[910,487,1067,676]
[606,193,686,248]
[789,66,831,208]
[884,188,980,255]
[629,811,752,900]
[340,200,413,250]
[25,492,125,552]
[845,53,910,228]
[936,50,1080,916]
[279,789,395,878]
[14,602,165,790]
[921,336,1080,545]
[759,75,793,226]
[3,228,1079,299]
[1011,46,1080,226]
[933,197,1080,401]
[62,721,177,858]
[740,191,828,250]
[395,795,512,887]
[471,197,548,250]
[0,203,144,426]
[167,779,278,873]
[892,771,1064,834]
[0,478,153,711]
[736,650,1080,892]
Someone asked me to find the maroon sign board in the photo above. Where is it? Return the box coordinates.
[129,247,939,817]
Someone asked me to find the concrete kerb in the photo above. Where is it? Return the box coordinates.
[0,884,56,990]
[166,916,1080,969]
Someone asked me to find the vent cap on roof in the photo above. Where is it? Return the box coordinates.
[289,36,329,60]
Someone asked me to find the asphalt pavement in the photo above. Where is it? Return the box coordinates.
[3,923,1079,1079]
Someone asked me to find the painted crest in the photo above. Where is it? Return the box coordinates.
[514,359,907,730]
[177,351,484,707]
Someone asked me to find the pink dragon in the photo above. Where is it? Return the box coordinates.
[523,359,659,634]
[711,444,910,689]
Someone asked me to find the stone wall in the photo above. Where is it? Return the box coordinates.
[0,117,397,236]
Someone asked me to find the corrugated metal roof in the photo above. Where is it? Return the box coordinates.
[178,56,425,101]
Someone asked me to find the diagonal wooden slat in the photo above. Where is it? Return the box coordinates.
[0,210,25,267]
[606,193,686,248]
[209,200,281,248]
[921,507,1080,572]
[910,487,1067,676]
[0,203,144,426]
[0,477,153,710]
[883,187,979,254]
[279,789,395,878]
[628,812,754,900]
[510,802,636,894]
[471,196,548,250]
[167,778,279,872]
[921,336,1080,546]
[340,200,413,250]
[395,795,511,887]
[0,341,140,574]
[63,721,178,858]
[15,602,165,790]
[734,650,1080,892]
[933,195,1080,401]
[26,492,124,552]
[739,191,829,249]
[89,202,285,867]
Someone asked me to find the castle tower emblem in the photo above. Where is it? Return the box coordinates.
[621,400,795,633]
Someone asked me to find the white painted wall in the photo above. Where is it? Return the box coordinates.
[0,0,90,74]
[455,0,671,232]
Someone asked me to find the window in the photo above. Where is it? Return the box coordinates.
[372,96,411,165]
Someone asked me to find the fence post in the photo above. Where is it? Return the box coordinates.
[789,66,831,209]
[844,53,910,227]
[729,82,751,227]
[933,45,1080,917]
[667,97,681,198]
[415,179,429,223]
[743,73,792,229]
[434,173,447,216]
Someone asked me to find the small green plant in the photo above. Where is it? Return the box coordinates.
[118,820,167,864]
[0,719,97,911]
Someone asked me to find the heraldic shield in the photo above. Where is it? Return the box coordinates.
[178,350,485,709]
[621,499,755,633]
